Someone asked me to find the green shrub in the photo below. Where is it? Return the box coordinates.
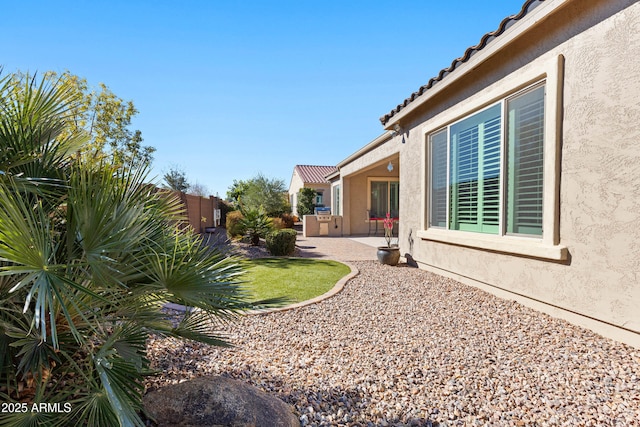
[266,228,297,256]
[226,210,244,238]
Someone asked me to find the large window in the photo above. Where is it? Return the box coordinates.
[428,84,544,237]
[369,179,399,218]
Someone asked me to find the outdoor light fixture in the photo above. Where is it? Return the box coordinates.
[391,123,405,143]
[390,123,403,138]
[387,161,394,172]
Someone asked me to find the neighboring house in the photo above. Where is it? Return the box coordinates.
[288,165,337,217]
[333,0,640,347]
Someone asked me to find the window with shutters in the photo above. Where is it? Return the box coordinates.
[427,83,545,237]
[506,85,544,236]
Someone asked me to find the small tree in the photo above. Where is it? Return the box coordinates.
[163,166,190,192]
[227,179,249,204]
[227,173,290,217]
[42,70,155,168]
[190,182,210,197]
[297,187,317,217]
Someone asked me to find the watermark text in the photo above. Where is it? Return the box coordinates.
[1,402,72,413]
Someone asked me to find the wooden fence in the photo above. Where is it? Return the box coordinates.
[174,192,222,233]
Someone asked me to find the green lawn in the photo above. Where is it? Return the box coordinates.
[241,258,351,304]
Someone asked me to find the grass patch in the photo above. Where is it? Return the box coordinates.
[242,258,351,304]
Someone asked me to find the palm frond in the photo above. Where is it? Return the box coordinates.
[93,323,148,427]
[144,236,252,316]
[161,309,233,347]
[0,72,88,180]
[9,332,61,383]
[74,391,121,427]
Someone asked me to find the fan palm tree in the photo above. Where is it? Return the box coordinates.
[0,72,268,426]
[239,207,273,246]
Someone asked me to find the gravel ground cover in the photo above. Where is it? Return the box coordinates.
[147,260,640,426]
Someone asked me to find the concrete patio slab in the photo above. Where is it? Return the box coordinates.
[294,235,382,261]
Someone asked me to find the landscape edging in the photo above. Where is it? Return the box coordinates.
[246,259,358,315]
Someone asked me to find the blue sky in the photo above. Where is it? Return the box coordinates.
[3,0,526,198]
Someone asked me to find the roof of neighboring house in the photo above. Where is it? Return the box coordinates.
[293,165,337,184]
[379,0,545,126]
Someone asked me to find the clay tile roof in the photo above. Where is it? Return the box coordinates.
[294,165,337,184]
[380,0,545,126]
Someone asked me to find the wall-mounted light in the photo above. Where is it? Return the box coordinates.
[390,123,403,138]
[391,123,406,143]
[387,161,394,172]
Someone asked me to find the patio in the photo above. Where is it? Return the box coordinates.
[295,234,387,261]
[148,236,640,425]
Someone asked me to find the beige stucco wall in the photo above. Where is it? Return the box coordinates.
[394,0,640,347]
[303,215,343,237]
[288,171,305,217]
[338,134,400,235]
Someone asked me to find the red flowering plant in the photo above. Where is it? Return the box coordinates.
[383,212,395,247]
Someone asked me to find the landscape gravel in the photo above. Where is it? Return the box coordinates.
[147,258,640,426]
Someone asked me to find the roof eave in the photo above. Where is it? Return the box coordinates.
[325,170,340,180]
[381,0,569,129]
[336,131,395,169]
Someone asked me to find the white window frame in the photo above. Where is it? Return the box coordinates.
[418,54,567,261]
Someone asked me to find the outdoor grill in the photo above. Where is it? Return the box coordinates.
[314,207,332,235]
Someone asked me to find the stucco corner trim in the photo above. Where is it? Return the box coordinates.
[416,228,568,261]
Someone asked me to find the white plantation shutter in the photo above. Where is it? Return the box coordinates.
[429,130,448,228]
[507,85,545,236]
[449,104,501,233]
[482,115,501,229]
[452,125,479,228]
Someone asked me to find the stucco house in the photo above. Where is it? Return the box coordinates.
[327,132,400,236]
[288,165,337,217]
[330,0,640,347]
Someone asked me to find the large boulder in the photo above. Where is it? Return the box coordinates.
[143,376,300,427]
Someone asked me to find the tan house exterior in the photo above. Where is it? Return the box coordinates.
[328,132,400,236]
[288,165,337,217]
[333,0,640,348]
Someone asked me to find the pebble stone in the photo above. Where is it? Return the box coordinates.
[146,260,640,426]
